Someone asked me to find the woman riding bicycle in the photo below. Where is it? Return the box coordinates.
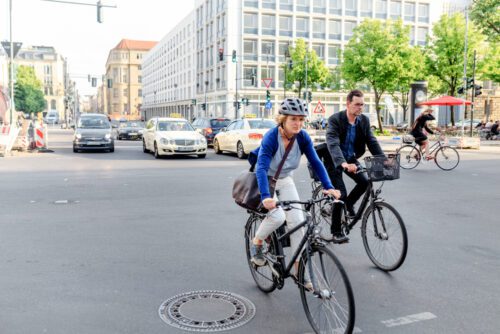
[410,107,437,160]
[249,98,340,275]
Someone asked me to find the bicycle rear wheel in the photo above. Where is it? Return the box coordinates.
[244,214,278,293]
[397,144,421,169]
[311,184,334,242]
[361,202,408,271]
[299,245,355,334]
[434,146,460,171]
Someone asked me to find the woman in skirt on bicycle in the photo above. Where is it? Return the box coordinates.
[411,107,436,160]
[249,98,340,282]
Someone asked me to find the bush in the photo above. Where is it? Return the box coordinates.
[374,128,391,136]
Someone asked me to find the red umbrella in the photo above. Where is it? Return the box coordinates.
[417,95,471,106]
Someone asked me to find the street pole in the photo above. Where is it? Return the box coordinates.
[204,80,208,118]
[235,58,238,119]
[9,0,14,125]
[461,8,468,136]
[470,49,476,137]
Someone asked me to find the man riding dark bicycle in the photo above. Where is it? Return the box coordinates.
[324,89,384,243]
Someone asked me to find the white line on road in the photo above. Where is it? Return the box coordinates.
[381,312,437,328]
[303,327,362,334]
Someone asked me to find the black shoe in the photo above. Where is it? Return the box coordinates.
[331,231,349,244]
[346,207,356,219]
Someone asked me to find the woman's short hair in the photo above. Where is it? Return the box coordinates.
[275,114,287,125]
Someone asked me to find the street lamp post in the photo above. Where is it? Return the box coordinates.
[8,0,14,125]
[204,80,208,117]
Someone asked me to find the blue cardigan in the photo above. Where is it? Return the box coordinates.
[250,126,334,200]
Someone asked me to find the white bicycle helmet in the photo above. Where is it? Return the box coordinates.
[279,98,308,116]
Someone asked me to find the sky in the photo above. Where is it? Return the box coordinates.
[1,0,195,95]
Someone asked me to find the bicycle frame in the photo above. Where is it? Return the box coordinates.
[408,136,444,157]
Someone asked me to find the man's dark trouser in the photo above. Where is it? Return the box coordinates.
[326,158,369,234]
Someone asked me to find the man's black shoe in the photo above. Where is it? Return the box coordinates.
[331,232,349,244]
[346,207,356,219]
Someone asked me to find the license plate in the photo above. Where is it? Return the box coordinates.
[177,146,194,151]
[86,142,101,146]
[129,133,137,136]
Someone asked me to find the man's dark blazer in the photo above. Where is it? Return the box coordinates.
[326,110,383,168]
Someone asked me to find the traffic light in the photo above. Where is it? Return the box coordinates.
[191,99,197,106]
[308,91,312,102]
[219,48,224,61]
[97,0,103,23]
[266,90,271,102]
[107,79,112,88]
[466,77,474,89]
[288,59,293,70]
[232,50,236,63]
[91,77,97,87]
[458,86,465,95]
[244,98,249,106]
[474,84,482,97]
[237,102,241,110]
[201,103,206,111]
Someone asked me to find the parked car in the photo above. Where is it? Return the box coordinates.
[73,113,114,153]
[191,117,231,146]
[142,117,207,159]
[44,110,59,125]
[448,119,482,129]
[116,121,145,140]
[396,122,409,132]
[213,118,276,159]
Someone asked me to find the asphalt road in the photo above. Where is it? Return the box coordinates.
[1,128,499,334]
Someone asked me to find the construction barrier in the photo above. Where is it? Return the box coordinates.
[0,125,20,156]
[34,123,49,149]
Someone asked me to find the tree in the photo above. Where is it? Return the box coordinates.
[283,39,331,97]
[425,13,485,125]
[14,65,46,115]
[470,0,499,43]
[341,19,411,130]
[477,42,500,83]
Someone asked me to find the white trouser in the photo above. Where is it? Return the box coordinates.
[255,176,305,259]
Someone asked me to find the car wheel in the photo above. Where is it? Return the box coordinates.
[143,140,148,153]
[109,145,115,153]
[197,154,206,159]
[154,142,161,159]
[213,139,222,154]
[73,146,78,153]
[237,141,247,159]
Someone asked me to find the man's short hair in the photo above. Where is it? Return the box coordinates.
[347,89,364,103]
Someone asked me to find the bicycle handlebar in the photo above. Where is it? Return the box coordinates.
[276,196,344,209]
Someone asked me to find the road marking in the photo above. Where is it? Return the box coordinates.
[381,312,437,328]
[54,200,69,204]
[303,327,362,334]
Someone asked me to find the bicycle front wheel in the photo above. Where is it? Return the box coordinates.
[312,184,334,242]
[299,245,355,334]
[361,202,408,271]
[244,214,278,293]
[434,146,460,171]
[397,144,421,169]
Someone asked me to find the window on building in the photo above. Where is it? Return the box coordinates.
[138,89,142,97]
[409,26,415,44]
[243,39,258,61]
[262,14,276,36]
[312,44,325,61]
[313,0,326,14]
[278,68,285,88]
[279,15,293,36]
[296,0,310,12]
[328,20,341,40]
[261,41,275,62]
[344,21,357,40]
[280,0,293,11]
[329,0,341,15]
[278,42,291,62]
[361,0,372,17]
[296,17,309,38]
[404,2,415,22]
[244,13,258,34]
[390,1,401,19]
[345,0,357,16]
[123,73,128,83]
[113,88,118,98]
[417,27,428,46]
[138,75,142,83]
[51,100,56,110]
[262,0,276,9]
[243,66,257,87]
[260,66,275,87]
[418,3,429,23]
[375,0,387,19]
[313,19,326,39]
[328,45,340,64]
[244,0,258,8]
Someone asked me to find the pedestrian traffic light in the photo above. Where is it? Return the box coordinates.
[97,0,103,23]
[219,48,224,61]
[244,98,249,106]
[237,102,241,110]
[266,90,271,102]
[474,84,482,97]
[232,50,236,63]
[191,99,197,106]
[288,59,293,70]
[308,91,312,102]
[91,77,97,87]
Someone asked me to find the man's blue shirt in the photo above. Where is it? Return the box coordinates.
[341,117,359,161]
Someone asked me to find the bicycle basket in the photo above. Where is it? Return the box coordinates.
[402,134,414,144]
[307,163,320,182]
[364,154,400,182]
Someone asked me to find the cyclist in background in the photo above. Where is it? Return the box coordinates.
[411,107,437,160]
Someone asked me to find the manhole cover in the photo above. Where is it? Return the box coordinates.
[159,290,255,332]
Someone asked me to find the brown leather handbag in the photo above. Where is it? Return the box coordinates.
[232,136,296,212]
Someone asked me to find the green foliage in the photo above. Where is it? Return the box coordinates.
[374,128,391,136]
[14,65,46,114]
[283,39,331,96]
[470,0,500,43]
[477,42,500,83]
[341,19,412,130]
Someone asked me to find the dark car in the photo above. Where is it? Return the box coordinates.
[73,114,114,153]
[396,122,409,132]
[191,117,231,145]
[116,121,145,140]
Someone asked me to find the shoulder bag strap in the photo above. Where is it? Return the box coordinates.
[271,135,296,183]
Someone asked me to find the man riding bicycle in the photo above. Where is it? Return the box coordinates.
[325,89,384,243]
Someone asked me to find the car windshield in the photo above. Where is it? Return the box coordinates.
[78,117,110,129]
[248,119,276,129]
[120,122,143,128]
[210,119,231,128]
[157,121,194,131]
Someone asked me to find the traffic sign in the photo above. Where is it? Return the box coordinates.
[265,101,272,109]
[1,41,22,59]
[313,100,326,114]
[262,78,273,89]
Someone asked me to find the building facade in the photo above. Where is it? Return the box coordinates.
[143,0,440,122]
[104,39,157,120]
[15,45,68,120]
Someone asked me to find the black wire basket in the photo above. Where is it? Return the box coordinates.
[364,154,400,182]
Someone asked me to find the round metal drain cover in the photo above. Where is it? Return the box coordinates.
[159,290,255,332]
